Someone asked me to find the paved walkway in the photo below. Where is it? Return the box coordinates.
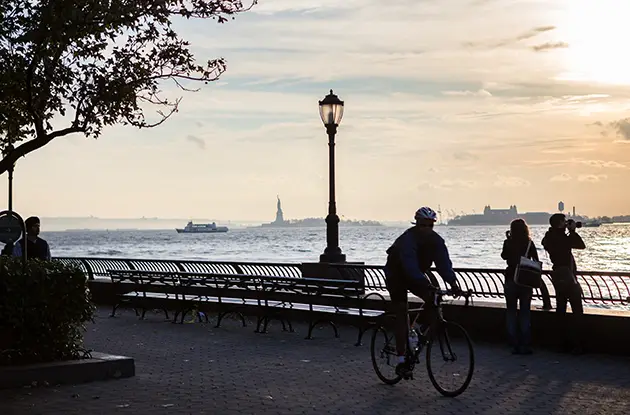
[1,307,629,415]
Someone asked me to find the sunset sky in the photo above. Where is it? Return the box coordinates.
[4,0,630,222]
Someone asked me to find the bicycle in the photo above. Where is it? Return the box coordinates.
[370,289,475,397]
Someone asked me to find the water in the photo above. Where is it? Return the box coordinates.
[43,224,630,272]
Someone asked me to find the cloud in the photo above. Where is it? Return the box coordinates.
[550,173,572,182]
[453,151,478,161]
[517,26,557,41]
[442,89,492,97]
[186,135,206,149]
[494,176,530,187]
[464,25,556,49]
[531,42,569,52]
[578,174,607,183]
[420,179,478,190]
[525,158,626,169]
[580,160,626,169]
[610,118,630,140]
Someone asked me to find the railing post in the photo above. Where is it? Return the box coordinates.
[81,259,94,281]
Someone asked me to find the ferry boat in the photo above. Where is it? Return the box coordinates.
[176,221,228,233]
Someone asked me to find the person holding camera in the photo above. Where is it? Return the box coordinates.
[542,213,586,353]
[501,219,538,355]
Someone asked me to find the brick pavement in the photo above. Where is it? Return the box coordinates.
[1,307,629,415]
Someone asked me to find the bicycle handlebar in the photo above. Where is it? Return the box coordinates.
[435,288,473,297]
[435,288,474,306]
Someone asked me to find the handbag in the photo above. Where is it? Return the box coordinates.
[513,240,543,289]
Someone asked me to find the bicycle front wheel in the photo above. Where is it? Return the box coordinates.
[426,321,474,397]
[370,325,402,385]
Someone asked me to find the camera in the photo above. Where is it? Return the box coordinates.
[566,219,582,229]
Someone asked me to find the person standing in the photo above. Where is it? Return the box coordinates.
[13,216,51,261]
[542,213,586,353]
[501,219,538,355]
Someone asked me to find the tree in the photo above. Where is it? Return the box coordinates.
[0,0,255,175]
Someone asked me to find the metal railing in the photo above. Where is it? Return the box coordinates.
[56,257,630,307]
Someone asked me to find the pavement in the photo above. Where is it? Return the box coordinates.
[1,307,629,415]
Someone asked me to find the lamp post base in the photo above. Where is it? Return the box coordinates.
[319,252,346,263]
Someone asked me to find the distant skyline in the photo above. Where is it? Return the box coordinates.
[2,0,630,220]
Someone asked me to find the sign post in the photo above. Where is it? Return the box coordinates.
[0,210,26,272]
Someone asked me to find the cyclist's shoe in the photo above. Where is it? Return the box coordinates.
[395,362,412,379]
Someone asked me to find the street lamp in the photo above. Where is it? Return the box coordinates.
[318,89,346,263]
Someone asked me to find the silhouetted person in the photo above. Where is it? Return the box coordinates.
[13,216,51,261]
[542,213,586,353]
[384,207,461,379]
[501,219,537,355]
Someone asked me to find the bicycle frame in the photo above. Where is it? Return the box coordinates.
[405,290,472,365]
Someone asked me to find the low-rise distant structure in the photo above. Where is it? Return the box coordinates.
[260,197,382,227]
[448,205,550,226]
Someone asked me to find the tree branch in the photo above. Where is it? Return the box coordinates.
[0,126,84,175]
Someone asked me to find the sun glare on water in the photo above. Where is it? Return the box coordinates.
[556,0,630,85]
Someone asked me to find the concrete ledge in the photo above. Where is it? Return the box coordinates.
[0,352,135,390]
[88,279,630,355]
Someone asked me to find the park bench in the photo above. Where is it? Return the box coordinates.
[106,269,392,344]
[108,269,262,326]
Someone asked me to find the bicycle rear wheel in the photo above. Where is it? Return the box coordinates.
[370,325,402,385]
[426,321,474,397]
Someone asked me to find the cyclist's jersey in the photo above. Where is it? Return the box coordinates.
[385,228,457,286]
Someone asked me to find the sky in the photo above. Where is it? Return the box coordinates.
[3,0,630,222]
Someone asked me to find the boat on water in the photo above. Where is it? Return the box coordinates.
[176,221,228,233]
[583,220,602,228]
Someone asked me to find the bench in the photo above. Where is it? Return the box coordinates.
[108,269,263,327]
[106,269,393,344]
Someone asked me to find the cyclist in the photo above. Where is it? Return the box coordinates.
[384,207,462,378]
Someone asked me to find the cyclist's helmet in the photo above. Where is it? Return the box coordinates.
[413,207,438,224]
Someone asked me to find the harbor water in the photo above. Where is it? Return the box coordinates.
[44,224,630,272]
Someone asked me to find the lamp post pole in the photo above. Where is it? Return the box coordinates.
[3,143,14,213]
[318,90,346,263]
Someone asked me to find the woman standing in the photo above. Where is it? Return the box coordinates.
[501,219,538,355]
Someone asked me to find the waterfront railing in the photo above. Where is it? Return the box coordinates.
[55,257,630,308]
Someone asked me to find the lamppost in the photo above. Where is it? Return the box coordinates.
[318,89,346,263]
[3,142,14,212]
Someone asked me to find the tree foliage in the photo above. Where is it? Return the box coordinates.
[0,0,254,174]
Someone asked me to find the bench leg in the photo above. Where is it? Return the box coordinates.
[216,310,247,328]
[180,309,189,324]
[306,320,339,340]
[355,325,369,347]
[281,318,294,333]
[262,317,271,333]
[255,316,267,333]
[110,303,119,318]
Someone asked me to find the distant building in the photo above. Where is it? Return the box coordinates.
[448,205,551,226]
